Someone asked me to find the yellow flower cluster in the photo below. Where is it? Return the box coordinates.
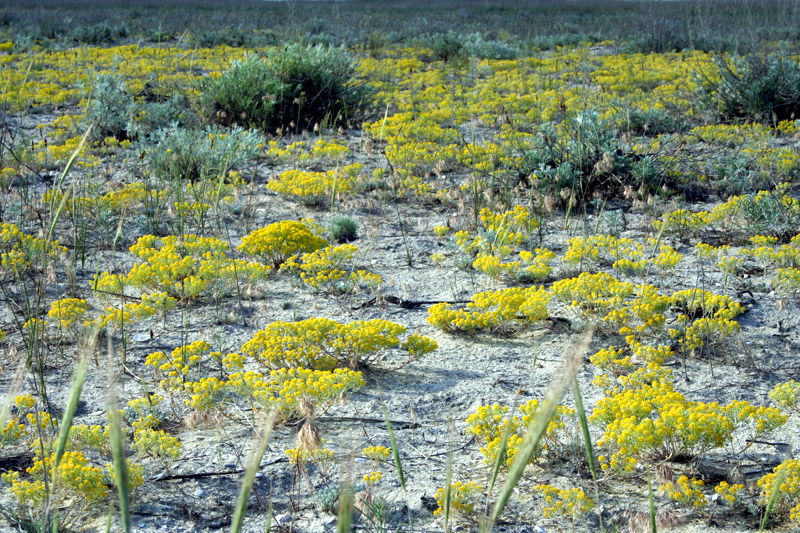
[97,234,269,302]
[757,459,800,522]
[240,317,437,370]
[655,188,800,240]
[591,377,785,475]
[253,367,366,417]
[46,298,89,330]
[433,480,483,519]
[770,380,800,414]
[660,476,707,509]
[465,400,574,467]
[239,220,328,267]
[551,272,633,318]
[534,484,594,519]
[145,340,211,391]
[132,428,182,461]
[282,243,382,295]
[285,446,336,467]
[472,247,556,282]
[362,445,391,462]
[267,163,363,205]
[363,470,383,485]
[668,289,745,351]
[2,449,109,519]
[428,285,550,333]
[0,222,67,278]
[436,207,544,274]
[266,138,350,164]
[714,481,744,507]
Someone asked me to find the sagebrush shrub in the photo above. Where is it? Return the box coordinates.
[144,125,262,183]
[707,52,800,122]
[85,73,134,141]
[201,44,374,133]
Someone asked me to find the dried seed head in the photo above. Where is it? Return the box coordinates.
[544,194,558,213]
[297,419,321,452]
[298,397,315,420]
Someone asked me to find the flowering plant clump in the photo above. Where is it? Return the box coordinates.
[534,484,594,521]
[239,220,328,268]
[465,399,575,467]
[591,374,786,475]
[757,459,800,522]
[245,367,366,419]
[660,475,707,509]
[434,206,546,275]
[0,223,68,279]
[0,394,153,529]
[240,317,437,371]
[46,298,89,331]
[668,288,745,351]
[428,285,550,333]
[564,235,682,275]
[433,481,483,522]
[267,163,363,205]
[715,481,745,508]
[771,380,800,414]
[282,244,382,295]
[95,234,269,303]
[551,272,634,319]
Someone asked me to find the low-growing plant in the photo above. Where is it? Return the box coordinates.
[239,220,328,268]
[466,399,576,468]
[282,243,382,295]
[331,215,358,243]
[240,317,437,371]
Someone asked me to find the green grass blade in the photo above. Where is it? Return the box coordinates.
[337,467,354,533]
[443,450,453,533]
[53,354,89,467]
[47,122,93,243]
[572,379,596,480]
[231,412,277,533]
[573,378,604,531]
[760,461,788,531]
[265,484,273,533]
[489,328,593,527]
[108,397,131,533]
[105,332,131,533]
[649,476,657,533]
[381,401,405,491]
[484,393,521,520]
[381,399,413,531]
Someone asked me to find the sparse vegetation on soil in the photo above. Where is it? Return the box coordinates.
[3,1,800,532]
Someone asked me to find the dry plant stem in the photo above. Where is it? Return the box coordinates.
[488,326,595,529]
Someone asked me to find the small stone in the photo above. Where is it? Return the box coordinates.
[275,513,292,525]
[324,516,336,525]
[255,471,264,478]
[224,462,236,469]
[193,489,206,498]
[132,332,151,342]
